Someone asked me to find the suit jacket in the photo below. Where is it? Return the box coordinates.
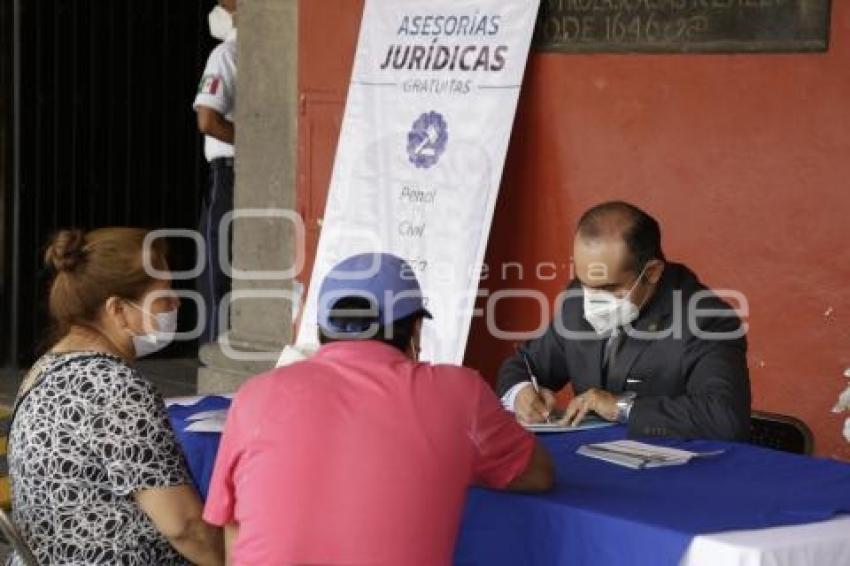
[496,262,751,441]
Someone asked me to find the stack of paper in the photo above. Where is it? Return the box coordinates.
[523,416,616,434]
[577,440,724,469]
[184,409,229,433]
[165,393,234,408]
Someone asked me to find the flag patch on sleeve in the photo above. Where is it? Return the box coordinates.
[199,75,221,95]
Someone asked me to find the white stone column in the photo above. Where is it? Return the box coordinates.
[198,0,298,393]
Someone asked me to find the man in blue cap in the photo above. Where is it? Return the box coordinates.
[204,252,553,565]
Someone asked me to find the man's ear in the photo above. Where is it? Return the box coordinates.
[408,318,424,360]
[646,259,666,285]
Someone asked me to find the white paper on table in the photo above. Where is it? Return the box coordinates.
[165,393,234,408]
[577,440,725,469]
[165,395,205,408]
[524,418,616,434]
[186,409,229,422]
[184,414,228,433]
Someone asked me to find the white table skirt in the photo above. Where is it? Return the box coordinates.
[681,516,850,566]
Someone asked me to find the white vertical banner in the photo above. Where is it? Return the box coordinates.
[296,0,541,365]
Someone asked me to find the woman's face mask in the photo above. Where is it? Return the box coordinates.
[126,301,178,358]
[208,6,235,41]
[582,266,648,335]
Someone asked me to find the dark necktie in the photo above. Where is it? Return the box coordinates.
[601,329,622,388]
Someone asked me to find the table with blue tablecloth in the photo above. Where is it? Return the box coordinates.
[168,396,850,566]
[167,395,232,501]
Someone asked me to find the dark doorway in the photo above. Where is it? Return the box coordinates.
[2,0,218,369]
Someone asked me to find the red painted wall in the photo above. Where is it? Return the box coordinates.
[299,1,850,460]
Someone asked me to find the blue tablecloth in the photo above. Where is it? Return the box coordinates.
[170,398,850,566]
[455,427,850,565]
[168,395,232,500]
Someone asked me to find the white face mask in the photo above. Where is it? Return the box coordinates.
[128,303,178,358]
[582,267,647,335]
[208,6,234,41]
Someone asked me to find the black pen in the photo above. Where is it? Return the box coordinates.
[518,349,551,423]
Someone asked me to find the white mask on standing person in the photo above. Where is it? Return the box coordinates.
[582,266,648,335]
[128,303,178,358]
[208,6,234,41]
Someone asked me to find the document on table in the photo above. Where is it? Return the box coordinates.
[577,440,725,469]
[523,415,617,433]
[184,409,229,433]
[165,393,234,407]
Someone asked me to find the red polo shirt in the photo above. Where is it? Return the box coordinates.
[204,340,535,565]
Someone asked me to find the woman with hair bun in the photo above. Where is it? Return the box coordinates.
[7,227,223,566]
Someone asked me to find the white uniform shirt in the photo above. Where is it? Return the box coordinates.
[193,31,236,162]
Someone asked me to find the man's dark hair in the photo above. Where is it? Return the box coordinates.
[576,201,666,273]
[317,296,423,353]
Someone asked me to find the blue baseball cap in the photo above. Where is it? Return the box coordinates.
[318,252,432,334]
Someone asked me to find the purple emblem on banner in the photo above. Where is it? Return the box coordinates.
[407,111,448,169]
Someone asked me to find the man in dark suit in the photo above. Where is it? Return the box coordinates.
[497,201,751,440]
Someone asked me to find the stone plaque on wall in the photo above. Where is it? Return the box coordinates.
[534,0,832,53]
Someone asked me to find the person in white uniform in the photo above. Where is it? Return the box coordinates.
[194,0,237,344]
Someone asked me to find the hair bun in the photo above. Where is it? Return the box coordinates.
[45,229,87,273]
